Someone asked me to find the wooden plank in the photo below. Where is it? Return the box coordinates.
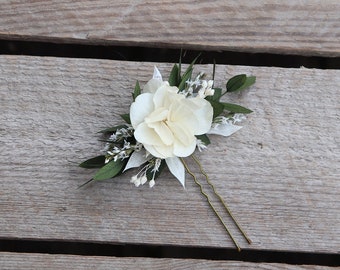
[0,0,339,56]
[0,56,339,253]
[0,253,335,270]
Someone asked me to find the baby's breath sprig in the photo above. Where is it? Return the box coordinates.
[79,54,255,251]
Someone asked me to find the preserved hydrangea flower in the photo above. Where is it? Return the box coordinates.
[130,80,213,159]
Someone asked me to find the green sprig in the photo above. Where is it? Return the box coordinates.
[93,159,127,181]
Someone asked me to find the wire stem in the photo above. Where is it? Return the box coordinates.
[191,154,252,244]
[180,158,241,252]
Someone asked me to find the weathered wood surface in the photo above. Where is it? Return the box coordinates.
[0,56,339,254]
[0,253,335,270]
[0,0,339,56]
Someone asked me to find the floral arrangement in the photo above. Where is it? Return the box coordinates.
[79,57,255,251]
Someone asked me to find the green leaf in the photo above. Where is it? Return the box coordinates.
[178,54,201,91]
[209,99,225,118]
[221,103,253,114]
[211,88,222,101]
[195,134,211,145]
[226,74,247,92]
[226,75,256,93]
[168,64,180,86]
[93,159,126,181]
[206,88,224,104]
[120,113,131,124]
[77,178,95,189]
[132,80,141,101]
[178,70,192,91]
[79,156,106,169]
[98,124,128,134]
[237,76,256,91]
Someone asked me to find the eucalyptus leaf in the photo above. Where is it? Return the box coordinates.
[182,54,200,78]
[132,80,141,101]
[221,103,253,114]
[79,156,106,169]
[208,99,224,118]
[178,54,201,90]
[93,159,126,181]
[77,178,95,189]
[178,70,192,91]
[211,88,222,101]
[226,74,247,92]
[120,113,131,124]
[237,76,256,91]
[168,64,180,86]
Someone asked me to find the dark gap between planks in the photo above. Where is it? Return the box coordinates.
[0,239,339,266]
[0,39,339,69]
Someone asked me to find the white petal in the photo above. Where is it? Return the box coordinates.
[152,84,167,107]
[144,144,174,159]
[173,137,196,157]
[208,123,242,137]
[165,157,186,188]
[153,66,163,81]
[188,98,214,134]
[153,84,179,108]
[152,122,174,146]
[130,93,154,128]
[169,102,197,133]
[167,121,193,147]
[171,98,213,135]
[134,122,163,146]
[143,78,163,93]
[143,144,163,158]
[123,150,149,172]
[145,107,168,123]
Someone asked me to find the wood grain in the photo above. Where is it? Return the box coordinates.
[0,0,339,56]
[0,253,335,270]
[0,56,339,253]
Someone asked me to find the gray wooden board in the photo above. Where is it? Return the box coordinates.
[0,0,339,56]
[0,252,335,270]
[0,56,339,253]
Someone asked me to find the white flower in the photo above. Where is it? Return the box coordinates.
[198,80,214,98]
[149,179,155,188]
[130,175,141,187]
[140,175,148,185]
[129,157,162,187]
[130,73,213,159]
